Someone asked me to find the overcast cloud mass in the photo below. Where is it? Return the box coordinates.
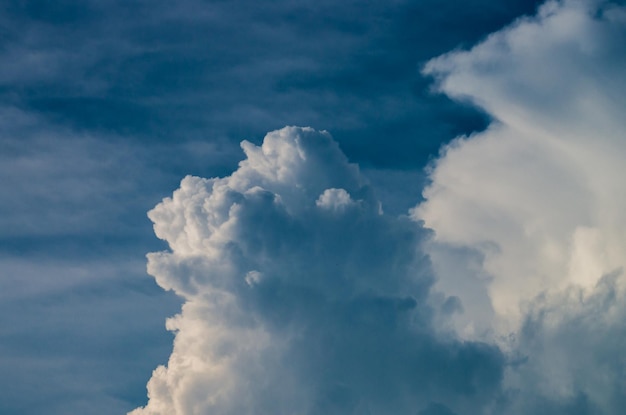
[2,0,625,414]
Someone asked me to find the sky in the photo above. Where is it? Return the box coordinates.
[2,0,626,414]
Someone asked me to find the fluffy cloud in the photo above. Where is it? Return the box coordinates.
[132,127,503,415]
[415,0,626,412]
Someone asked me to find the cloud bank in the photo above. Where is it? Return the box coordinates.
[132,127,503,415]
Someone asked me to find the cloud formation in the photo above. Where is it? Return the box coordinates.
[416,0,626,412]
[133,127,503,415]
[1,1,548,413]
[134,1,626,413]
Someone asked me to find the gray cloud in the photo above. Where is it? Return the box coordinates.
[505,271,626,414]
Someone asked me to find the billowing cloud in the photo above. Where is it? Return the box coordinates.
[415,0,626,412]
[132,127,503,415]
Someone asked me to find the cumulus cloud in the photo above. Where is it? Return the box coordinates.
[415,0,626,412]
[132,127,503,415]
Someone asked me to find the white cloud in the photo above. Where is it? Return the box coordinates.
[415,0,626,412]
[316,188,358,212]
[132,126,504,415]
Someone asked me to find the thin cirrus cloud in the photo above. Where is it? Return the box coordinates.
[0,0,539,169]
[136,0,626,414]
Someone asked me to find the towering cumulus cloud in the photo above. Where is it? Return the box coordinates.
[415,0,626,413]
[132,127,503,415]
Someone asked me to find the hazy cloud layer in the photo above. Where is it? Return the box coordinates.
[133,127,503,415]
[416,0,626,412]
[0,256,180,415]
[0,0,541,169]
[0,105,182,414]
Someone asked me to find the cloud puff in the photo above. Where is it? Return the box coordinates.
[132,126,503,415]
[415,0,626,412]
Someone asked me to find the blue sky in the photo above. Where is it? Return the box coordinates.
[3,1,626,414]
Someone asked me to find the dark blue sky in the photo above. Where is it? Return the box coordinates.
[1,1,548,414]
